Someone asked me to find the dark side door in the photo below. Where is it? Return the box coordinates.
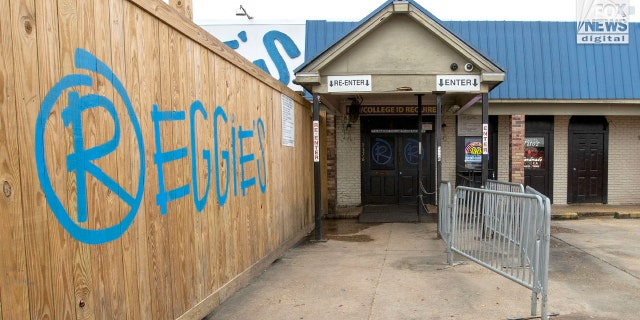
[568,116,608,204]
[524,116,553,201]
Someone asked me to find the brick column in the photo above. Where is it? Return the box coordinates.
[326,114,337,215]
[510,115,525,184]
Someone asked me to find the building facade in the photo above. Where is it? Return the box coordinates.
[202,0,640,215]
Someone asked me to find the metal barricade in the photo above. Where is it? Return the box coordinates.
[439,183,551,320]
[438,181,452,246]
[486,179,525,193]
[525,186,551,320]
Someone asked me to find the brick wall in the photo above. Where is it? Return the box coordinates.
[336,116,362,207]
[326,114,337,214]
[607,116,640,204]
[498,115,510,181]
[441,115,457,183]
[510,115,525,184]
[553,116,569,204]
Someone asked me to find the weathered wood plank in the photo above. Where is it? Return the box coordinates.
[55,0,96,318]
[195,45,215,297]
[169,0,192,20]
[191,40,207,301]
[12,0,54,317]
[132,6,154,319]
[0,0,30,318]
[120,3,145,320]
[34,0,78,318]
[166,29,197,317]
[85,0,126,318]
[151,21,175,320]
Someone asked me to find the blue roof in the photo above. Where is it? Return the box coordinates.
[303,9,640,100]
[445,21,640,100]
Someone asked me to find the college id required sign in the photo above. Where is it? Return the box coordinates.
[577,0,630,44]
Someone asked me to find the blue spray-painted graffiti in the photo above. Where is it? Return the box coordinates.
[36,48,145,245]
[36,48,267,245]
[371,138,393,165]
[403,138,424,165]
[224,30,301,86]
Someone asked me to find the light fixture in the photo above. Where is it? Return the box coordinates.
[236,5,253,20]
[347,97,362,123]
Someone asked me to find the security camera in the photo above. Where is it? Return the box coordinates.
[450,63,458,71]
[464,63,474,72]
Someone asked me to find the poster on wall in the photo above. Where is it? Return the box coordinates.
[524,137,545,169]
[464,137,483,169]
[282,94,294,147]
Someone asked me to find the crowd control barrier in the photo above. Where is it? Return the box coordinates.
[486,179,525,193]
[438,182,551,320]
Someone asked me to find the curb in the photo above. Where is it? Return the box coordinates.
[614,212,640,219]
[551,212,579,220]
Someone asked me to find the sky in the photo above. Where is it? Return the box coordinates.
[191,0,639,23]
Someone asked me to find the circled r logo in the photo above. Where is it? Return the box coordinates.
[35,48,145,245]
[371,138,393,165]
[403,138,424,165]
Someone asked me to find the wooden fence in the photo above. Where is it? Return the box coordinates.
[0,0,315,318]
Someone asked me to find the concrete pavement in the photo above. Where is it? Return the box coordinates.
[206,218,640,320]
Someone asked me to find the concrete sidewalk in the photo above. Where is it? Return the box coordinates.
[206,219,640,320]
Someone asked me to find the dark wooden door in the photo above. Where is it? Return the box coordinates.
[363,135,397,204]
[569,132,605,203]
[524,116,554,200]
[398,135,425,204]
[524,134,549,192]
[362,133,432,205]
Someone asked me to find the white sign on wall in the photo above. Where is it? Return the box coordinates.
[327,75,372,92]
[436,75,480,92]
[282,94,295,147]
[482,123,489,155]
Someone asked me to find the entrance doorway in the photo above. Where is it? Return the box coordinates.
[568,116,608,204]
[361,117,435,205]
[525,116,554,201]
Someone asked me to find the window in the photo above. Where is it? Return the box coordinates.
[464,137,483,170]
[524,137,545,169]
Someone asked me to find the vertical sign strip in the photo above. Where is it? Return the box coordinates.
[313,120,320,162]
[482,123,489,155]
